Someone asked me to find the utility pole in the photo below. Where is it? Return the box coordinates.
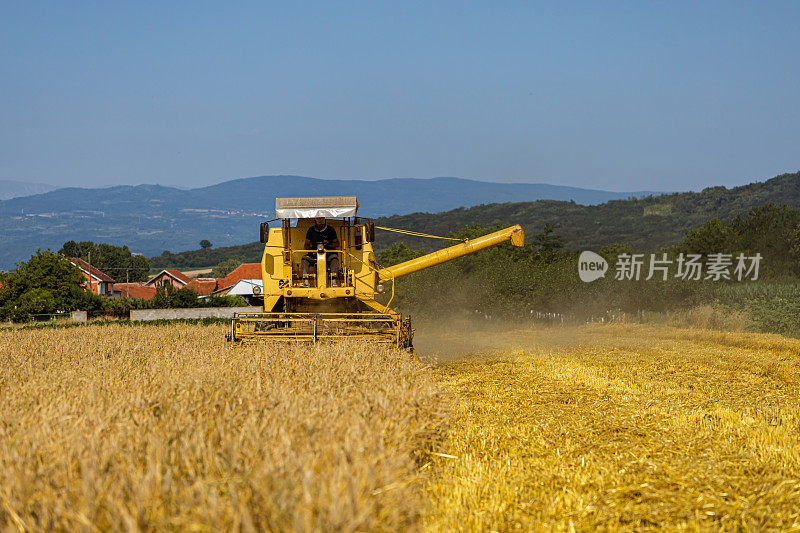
[126,269,129,298]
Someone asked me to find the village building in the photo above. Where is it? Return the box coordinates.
[69,257,116,295]
[113,283,157,300]
[217,279,263,304]
[144,269,192,289]
[80,263,265,302]
[216,263,262,293]
[211,263,263,304]
[184,278,219,296]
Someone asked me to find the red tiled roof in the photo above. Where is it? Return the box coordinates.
[145,269,192,286]
[185,278,218,296]
[69,257,115,283]
[114,283,157,300]
[168,269,192,284]
[219,263,262,291]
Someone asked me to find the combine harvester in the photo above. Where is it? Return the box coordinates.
[228,196,524,347]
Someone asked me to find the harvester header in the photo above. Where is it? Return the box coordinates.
[228,196,524,347]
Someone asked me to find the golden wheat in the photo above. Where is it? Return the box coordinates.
[422,323,800,531]
[2,322,799,531]
[0,324,444,531]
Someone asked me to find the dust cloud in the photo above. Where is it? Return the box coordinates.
[413,317,598,364]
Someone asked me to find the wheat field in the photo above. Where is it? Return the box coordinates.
[0,326,444,531]
[422,324,800,531]
[1,322,799,531]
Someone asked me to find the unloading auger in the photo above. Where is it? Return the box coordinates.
[227,196,524,347]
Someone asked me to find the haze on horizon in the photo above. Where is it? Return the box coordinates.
[1,2,798,193]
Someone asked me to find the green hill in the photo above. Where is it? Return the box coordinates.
[373,171,800,252]
[148,171,800,268]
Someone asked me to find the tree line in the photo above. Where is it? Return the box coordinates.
[379,202,800,337]
[60,240,151,282]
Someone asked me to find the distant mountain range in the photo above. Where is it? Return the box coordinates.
[0,180,54,200]
[147,171,800,270]
[0,175,657,269]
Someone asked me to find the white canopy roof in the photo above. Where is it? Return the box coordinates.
[275,196,359,219]
[225,279,263,296]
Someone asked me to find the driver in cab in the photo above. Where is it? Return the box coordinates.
[301,217,340,287]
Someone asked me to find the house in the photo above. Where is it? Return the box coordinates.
[114,283,157,300]
[220,278,263,296]
[213,278,263,305]
[216,263,262,293]
[131,263,263,301]
[145,269,192,289]
[184,278,219,296]
[224,279,263,295]
[69,257,115,296]
[209,263,263,304]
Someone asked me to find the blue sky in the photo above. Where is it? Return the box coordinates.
[1,1,798,191]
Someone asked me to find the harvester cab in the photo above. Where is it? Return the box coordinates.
[228,196,524,347]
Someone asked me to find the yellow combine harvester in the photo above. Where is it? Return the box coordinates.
[228,196,524,347]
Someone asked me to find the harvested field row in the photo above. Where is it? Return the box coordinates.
[422,324,800,530]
